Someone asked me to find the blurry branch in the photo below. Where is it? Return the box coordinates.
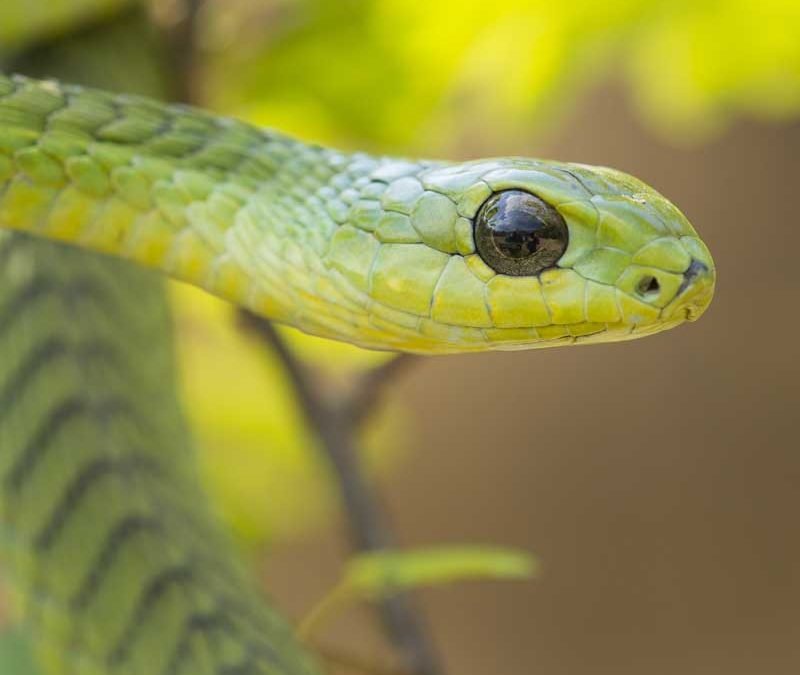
[342,354,415,428]
[238,311,441,675]
[159,0,205,103]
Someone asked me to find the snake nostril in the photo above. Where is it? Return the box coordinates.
[683,258,708,282]
[676,257,710,296]
[636,275,660,298]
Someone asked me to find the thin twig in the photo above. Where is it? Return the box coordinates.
[342,354,416,428]
[239,311,442,675]
[166,0,205,103]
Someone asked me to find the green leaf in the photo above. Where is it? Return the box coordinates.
[0,626,41,675]
[344,546,538,599]
[298,545,538,640]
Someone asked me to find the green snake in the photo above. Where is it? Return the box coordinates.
[0,73,715,674]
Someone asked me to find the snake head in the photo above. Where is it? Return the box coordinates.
[306,155,716,353]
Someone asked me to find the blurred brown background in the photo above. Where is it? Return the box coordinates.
[267,85,800,675]
[2,2,798,674]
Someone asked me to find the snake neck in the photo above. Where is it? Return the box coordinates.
[0,73,318,289]
[0,73,424,345]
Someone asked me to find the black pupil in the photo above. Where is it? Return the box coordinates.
[474,190,568,276]
[490,206,546,259]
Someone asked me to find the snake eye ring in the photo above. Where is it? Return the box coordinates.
[474,190,569,276]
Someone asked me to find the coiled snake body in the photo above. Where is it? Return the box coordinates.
[0,74,715,674]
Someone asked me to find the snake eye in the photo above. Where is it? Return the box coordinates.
[474,190,569,276]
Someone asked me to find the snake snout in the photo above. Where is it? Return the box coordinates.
[662,255,716,323]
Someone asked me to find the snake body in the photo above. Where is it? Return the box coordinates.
[0,73,715,674]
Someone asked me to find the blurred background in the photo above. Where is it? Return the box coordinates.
[1,1,799,674]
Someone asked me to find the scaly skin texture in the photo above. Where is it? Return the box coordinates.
[3,16,324,674]
[0,233,319,675]
[0,74,715,353]
[0,72,716,675]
